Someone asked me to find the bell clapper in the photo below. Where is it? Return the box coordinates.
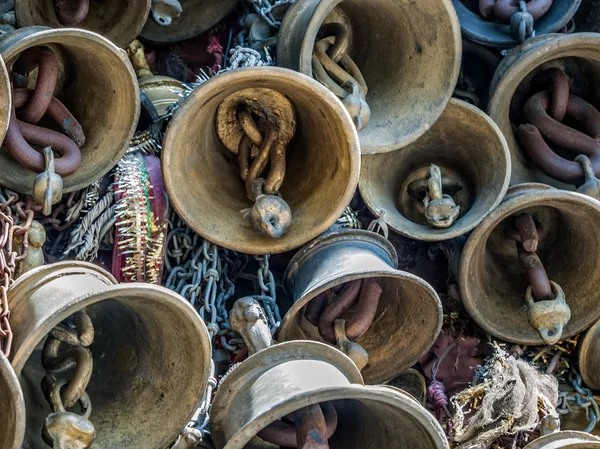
[32,147,64,217]
[575,154,600,200]
[14,220,46,278]
[505,213,571,344]
[41,310,96,448]
[230,297,337,448]
[334,319,369,370]
[150,0,183,27]
[418,164,461,228]
[311,18,371,131]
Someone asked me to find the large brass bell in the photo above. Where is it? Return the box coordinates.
[279,229,442,384]
[140,0,239,44]
[276,0,461,154]
[0,351,25,449]
[15,0,151,48]
[460,184,600,345]
[488,33,600,187]
[524,431,600,448]
[8,261,211,449]
[360,99,511,242]
[578,318,600,391]
[211,298,449,449]
[162,67,360,254]
[0,27,139,195]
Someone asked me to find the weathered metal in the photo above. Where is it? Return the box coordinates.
[0,49,10,149]
[210,340,449,449]
[277,0,461,154]
[140,0,239,44]
[573,0,600,32]
[0,27,139,195]
[15,0,151,48]
[452,0,580,48]
[578,318,600,391]
[360,99,511,242]
[7,261,211,449]
[280,229,442,384]
[0,350,25,449]
[524,431,600,448]
[162,67,360,255]
[460,184,600,345]
[488,33,600,187]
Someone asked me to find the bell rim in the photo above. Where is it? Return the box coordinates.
[215,383,448,449]
[0,351,25,449]
[523,431,600,448]
[460,189,600,345]
[359,98,511,242]
[578,317,600,391]
[162,66,361,255]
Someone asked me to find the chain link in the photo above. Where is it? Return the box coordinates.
[558,369,600,433]
[254,255,281,334]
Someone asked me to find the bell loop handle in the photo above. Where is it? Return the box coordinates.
[525,281,571,345]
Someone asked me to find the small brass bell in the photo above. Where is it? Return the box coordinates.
[162,67,360,254]
[8,262,212,449]
[279,229,442,384]
[211,298,450,449]
[360,99,511,242]
[524,431,600,448]
[460,184,600,345]
[15,0,151,47]
[277,0,461,153]
[0,27,139,195]
[0,351,25,449]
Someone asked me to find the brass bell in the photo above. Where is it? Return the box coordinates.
[0,27,139,195]
[360,99,511,242]
[0,350,25,449]
[279,229,442,384]
[211,299,449,449]
[140,0,239,44]
[451,0,580,48]
[15,0,151,48]
[460,184,600,345]
[277,0,461,154]
[488,33,600,187]
[162,67,360,254]
[0,51,10,146]
[524,431,600,448]
[578,318,600,391]
[8,261,211,449]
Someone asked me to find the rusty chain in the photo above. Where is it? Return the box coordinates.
[517,67,600,196]
[311,21,370,130]
[557,369,600,433]
[504,213,570,344]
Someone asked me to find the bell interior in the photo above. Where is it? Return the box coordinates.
[495,52,600,186]
[472,201,600,343]
[288,274,441,384]
[304,0,459,152]
[16,0,148,46]
[360,101,508,239]
[164,73,356,254]
[0,33,137,193]
[19,295,207,449]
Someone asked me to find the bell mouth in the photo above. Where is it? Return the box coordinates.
[9,263,210,449]
[360,99,510,241]
[15,1,151,47]
[0,352,25,449]
[523,431,600,449]
[0,27,139,194]
[460,190,600,345]
[488,33,600,187]
[278,0,461,154]
[162,67,360,255]
[451,0,579,48]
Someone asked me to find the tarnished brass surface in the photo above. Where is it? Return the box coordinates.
[387,369,428,406]
[460,185,600,345]
[0,53,10,153]
[210,340,449,449]
[579,318,600,391]
[277,0,461,154]
[524,431,600,448]
[8,261,211,449]
[280,229,443,384]
[15,0,151,48]
[360,99,511,242]
[0,27,139,194]
[140,0,239,43]
[162,67,360,255]
[488,33,600,187]
[0,351,25,449]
